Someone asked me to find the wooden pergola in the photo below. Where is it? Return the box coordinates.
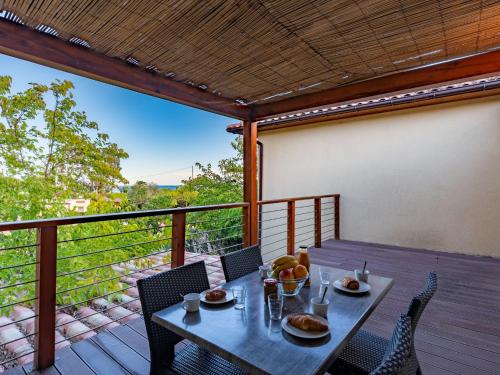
[1,1,500,368]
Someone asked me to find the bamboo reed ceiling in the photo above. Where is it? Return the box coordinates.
[1,0,500,110]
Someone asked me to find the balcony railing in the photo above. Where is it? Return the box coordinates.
[0,194,339,371]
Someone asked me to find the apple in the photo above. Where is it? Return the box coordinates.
[279,268,297,293]
[279,268,294,280]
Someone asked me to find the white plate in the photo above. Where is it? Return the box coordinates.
[333,279,371,294]
[281,313,330,339]
[200,289,234,305]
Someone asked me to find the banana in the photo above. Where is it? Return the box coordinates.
[271,255,296,267]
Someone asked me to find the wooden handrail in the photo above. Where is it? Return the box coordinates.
[0,202,249,231]
[258,194,339,205]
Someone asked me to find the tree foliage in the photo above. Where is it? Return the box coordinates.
[0,76,128,195]
[0,74,244,313]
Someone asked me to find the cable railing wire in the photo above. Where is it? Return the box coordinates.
[186,213,243,226]
[0,278,37,290]
[259,215,287,223]
[56,284,137,312]
[0,242,38,252]
[0,297,38,311]
[57,237,172,260]
[0,260,38,272]
[57,297,141,330]
[57,248,171,278]
[185,223,242,236]
[0,330,37,348]
[259,221,287,231]
[55,311,140,344]
[0,350,37,367]
[57,224,172,244]
[259,207,287,214]
[56,261,171,295]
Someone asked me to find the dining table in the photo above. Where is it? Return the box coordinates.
[152,264,393,375]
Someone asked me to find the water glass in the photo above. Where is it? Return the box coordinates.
[232,286,247,309]
[268,293,283,320]
[319,267,332,296]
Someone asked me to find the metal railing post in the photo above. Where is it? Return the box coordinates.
[314,198,322,248]
[287,200,295,255]
[35,226,57,370]
[171,212,186,268]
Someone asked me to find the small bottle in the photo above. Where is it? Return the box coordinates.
[297,245,311,287]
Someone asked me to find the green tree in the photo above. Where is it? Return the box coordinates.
[128,181,159,209]
[0,76,129,195]
[180,136,244,253]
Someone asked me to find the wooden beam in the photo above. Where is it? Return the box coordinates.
[35,226,57,370]
[0,20,250,120]
[253,50,500,118]
[243,121,258,246]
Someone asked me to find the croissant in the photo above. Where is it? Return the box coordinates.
[288,314,328,332]
[342,276,359,290]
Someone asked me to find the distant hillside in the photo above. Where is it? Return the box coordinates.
[118,184,179,192]
[157,185,179,190]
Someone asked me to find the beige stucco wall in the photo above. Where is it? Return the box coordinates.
[259,95,500,257]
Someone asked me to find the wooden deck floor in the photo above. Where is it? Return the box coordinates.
[6,240,500,375]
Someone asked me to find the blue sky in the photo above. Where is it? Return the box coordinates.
[0,53,238,184]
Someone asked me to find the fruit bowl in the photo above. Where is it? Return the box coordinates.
[276,277,308,297]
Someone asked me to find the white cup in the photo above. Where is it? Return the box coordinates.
[354,269,370,283]
[311,297,330,318]
[182,293,200,312]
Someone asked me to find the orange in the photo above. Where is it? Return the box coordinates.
[293,264,309,279]
[283,280,297,293]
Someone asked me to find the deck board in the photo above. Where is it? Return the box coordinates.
[310,240,500,375]
[7,239,499,375]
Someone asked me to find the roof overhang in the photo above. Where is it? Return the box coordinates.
[227,76,500,134]
[1,2,500,121]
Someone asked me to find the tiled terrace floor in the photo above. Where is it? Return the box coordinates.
[5,240,500,375]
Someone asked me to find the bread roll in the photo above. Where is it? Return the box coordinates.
[342,276,359,290]
[205,289,226,301]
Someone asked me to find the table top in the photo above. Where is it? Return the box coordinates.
[152,264,393,375]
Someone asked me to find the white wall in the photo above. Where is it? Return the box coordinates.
[259,95,500,257]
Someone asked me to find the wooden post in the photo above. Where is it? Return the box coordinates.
[35,226,57,370]
[334,195,340,240]
[171,212,186,268]
[314,198,322,248]
[243,120,258,246]
[287,200,295,255]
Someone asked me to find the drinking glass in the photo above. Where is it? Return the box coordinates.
[319,267,332,296]
[268,293,283,320]
[232,286,246,310]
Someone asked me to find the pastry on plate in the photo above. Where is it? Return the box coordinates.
[287,314,328,332]
[341,276,360,290]
[205,289,226,301]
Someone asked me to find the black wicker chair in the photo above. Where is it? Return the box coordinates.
[137,261,246,375]
[220,245,263,282]
[329,272,437,375]
[370,315,413,375]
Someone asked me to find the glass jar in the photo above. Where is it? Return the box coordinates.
[297,245,311,287]
[264,278,278,303]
